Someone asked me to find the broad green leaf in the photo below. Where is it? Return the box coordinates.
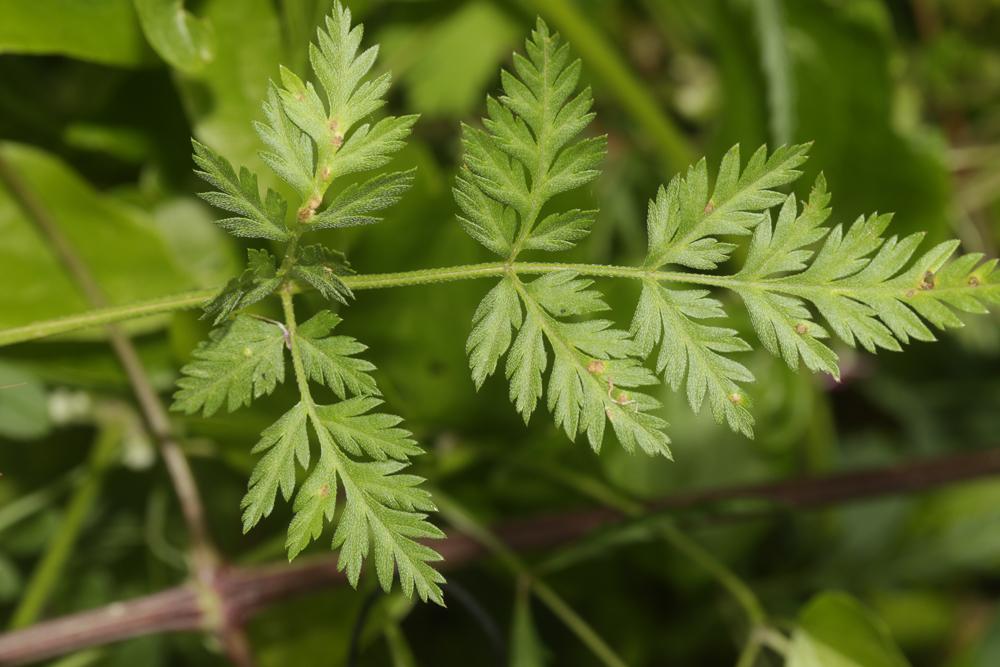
[177,0,282,171]
[0,0,149,65]
[787,591,910,667]
[0,143,192,334]
[380,2,520,117]
[133,0,214,73]
[0,362,51,441]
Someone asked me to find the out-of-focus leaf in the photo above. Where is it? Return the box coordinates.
[380,2,520,117]
[278,0,329,75]
[967,606,1000,667]
[62,124,153,164]
[0,362,50,441]
[785,2,952,241]
[0,553,21,603]
[134,0,214,73]
[148,197,240,288]
[177,0,282,171]
[787,591,910,667]
[897,480,1000,577]
[0,0,149,66]
[750,0,794,144]
[0,143,192,335]
[510,585,548,667]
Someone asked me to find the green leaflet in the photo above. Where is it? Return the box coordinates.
[314,398,422,461]
[467,278,522,389]
[202,248,281,324]
[191,140,289,241]
[631,282,754,437]
[172,315,286,416]
[473,273,672,457]
[311,169,416,229]
[727,175,999,374]
[459,22,667,456]
[297,310,378,398]
[134,0,214,73]
[241,402,309,531]
[278,359,443,602]
[291,245,354,305]
[455,19,607,258]
[330,456,444,602]
[255,83,314,198]
[176,1,442,603]
[644,143,809,270]
[628,148,998,434]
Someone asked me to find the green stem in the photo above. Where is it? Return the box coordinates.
[734,634,762,667]
[0,289,213,346]
[9,424,120,628]
[658,521,767,626]
[0,262,658,346]
[435,491,629,667]
[2,258,966,348]
[0,470,79,536]
[533,464,767,626]
[280,289,315,407]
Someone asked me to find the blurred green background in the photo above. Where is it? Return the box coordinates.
[1,0,999,665]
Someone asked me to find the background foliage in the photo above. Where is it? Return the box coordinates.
[1,0,999,665]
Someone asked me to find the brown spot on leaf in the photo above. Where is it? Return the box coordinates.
[297,196,321,222]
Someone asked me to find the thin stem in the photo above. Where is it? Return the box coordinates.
[0,470,79,536]
[0,151,254,666]
[533,463,767,626]
[659,521,766,625]
[435,491,630,667]
[9,425,120,629]
[0,289,213,346]
[0,151,215,568]
[1,445,998,663]
[0,255,984,349]
[734,634,762,667]
[280,289,315,407]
